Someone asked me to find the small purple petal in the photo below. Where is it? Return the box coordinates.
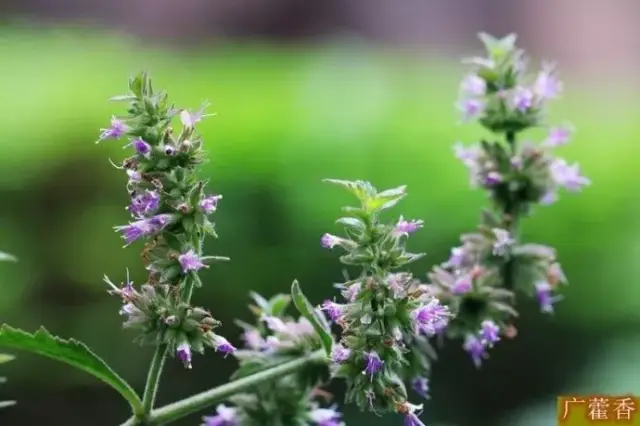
[404,413,426,426]
[321,233,342,249]
[200,195,223,214]
[393,216,424,238]
[132,138,151,157]
[99,116,127,140]
[535,281,556,313]
[308,407,342,426]
[411,376,430,399]
[178,250,207,273]
[330,344,351,364]
[321,300,343,322]
[452,274,472,294]
[460,74,486,97]
[549,158,590,192]
[457,98,485,121]
[512,86,534,112]
[544,126,573,147]
[203,404,238,426]
[479,320,501,347]
[463,335,486,367]
[213,335,236,356]
[534,63,563,100]
[362,351,384,378]
[177,342,192,369]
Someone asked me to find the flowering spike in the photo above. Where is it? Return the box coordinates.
[97,73,232,366]
[425,33,588,377]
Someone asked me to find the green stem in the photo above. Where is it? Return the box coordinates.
[502,130,519,290]
[141,344,169,416]
[121,349,326,426]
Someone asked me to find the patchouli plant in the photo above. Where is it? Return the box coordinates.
[0,32,587,426]
[426,32,589,368]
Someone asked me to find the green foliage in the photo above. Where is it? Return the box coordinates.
[0,325,143,415]
[290,280,334,356]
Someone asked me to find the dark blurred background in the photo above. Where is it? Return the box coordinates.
[0,0,639,425]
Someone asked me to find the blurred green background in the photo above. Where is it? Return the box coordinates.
[0,8,639,426]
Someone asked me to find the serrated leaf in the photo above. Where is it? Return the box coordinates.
[0,252,17,262]
[290,281,333,356]
[0,325,143,415]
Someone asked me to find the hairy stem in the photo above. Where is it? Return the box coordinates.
[141,344,169,416]
[502,130,519,290]
[140,242,202,418]
[121,349,327,426]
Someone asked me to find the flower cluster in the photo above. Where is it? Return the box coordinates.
[98,73,234,368]
[427,33,588,366]
[203,293,342,426]
[320,179,452,426]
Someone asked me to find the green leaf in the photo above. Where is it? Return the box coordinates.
[0,325,143,415]
[0,354,14,364]
[0,252,17,262]
[290,280,333,356]
[267,294,292,317]
[478,32,518,59]
[366,185,407,212]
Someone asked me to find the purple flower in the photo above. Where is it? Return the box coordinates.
[540,190,558,205]
[457,98,485,121]
[460,74,486,97]
[484,171,503,186]
[535,281,556,313]
[544,126,573,147]
[126,169,142,185]
[330,344,351,364]
[178,249,208,273]
[321,300,343,322]
[404,412,426,426]
[131,138,151,157]
[393,216,424,238]
[362,351,384,378]
[386,275,405,298]
[180,106,211,128]
[99,116,127,140]
[212,335,236,356]
[241,329,265,350]
[534,63,562,100]
[452,274,472,294]
[453,143,480,168]
[479,320,500,347]
[308,407,342,426]
[114,214,173,246]
[512,86,534,112]
[463,335,487,367]
[343,282,361,302]
[128,190,160,218]
[203,404,238,426]
[446,246,465,268]
[411,298,451,336]
[411,376,430,399]
[200,195,223,214]
[492,228,514,257]
[321,233,342,249]
[549,158,590,191]
[177,342,192,369]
